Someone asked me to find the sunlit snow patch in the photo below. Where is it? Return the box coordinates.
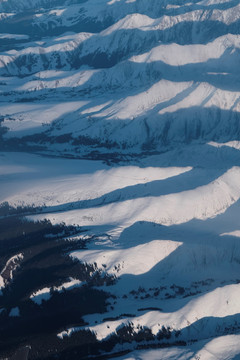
[71,240,182,276]
[0,253,24,294]
[30,278,82,305]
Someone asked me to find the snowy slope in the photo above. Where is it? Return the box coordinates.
[2,142,240,358]
[108,335,240,360]
[1,0,240,359]
[0,0,240,153]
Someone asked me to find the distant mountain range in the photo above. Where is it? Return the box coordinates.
[0,0,240,156]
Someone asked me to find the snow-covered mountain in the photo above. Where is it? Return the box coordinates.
[1,0,240,359]
[1,0,240,154]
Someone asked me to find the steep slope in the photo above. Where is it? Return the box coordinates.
[0,0,240,155]
[1,0,240,359]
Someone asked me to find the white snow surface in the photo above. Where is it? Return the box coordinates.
[1,0,240,357]
[31,166,240,236]
[30,278,82,305]
[109,334,240,359]
[82,283,240,341]
[71,240,182,276]
[0,253,24,292]
[2,148,240,353]
[30,287,52,305]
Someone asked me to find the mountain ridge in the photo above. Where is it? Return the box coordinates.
[1,1,240,359]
